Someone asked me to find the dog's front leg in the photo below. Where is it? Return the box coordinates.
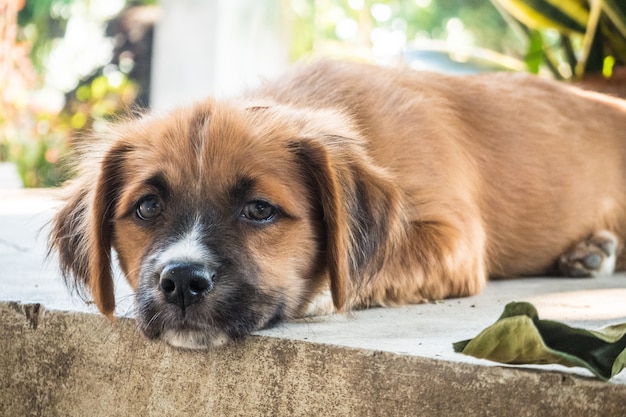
[358,216,488,307]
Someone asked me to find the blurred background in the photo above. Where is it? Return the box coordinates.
[1,0,625,188]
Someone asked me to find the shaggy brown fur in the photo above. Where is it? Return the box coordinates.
[50,60,626,348]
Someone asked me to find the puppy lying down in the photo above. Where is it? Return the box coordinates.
[50,60,626,349]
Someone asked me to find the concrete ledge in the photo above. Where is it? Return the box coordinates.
[2,302,625,417]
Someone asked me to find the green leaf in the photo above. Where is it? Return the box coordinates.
[454,302,626,381]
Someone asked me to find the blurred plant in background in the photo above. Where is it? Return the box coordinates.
[2,0,624,187]
[288,0,525,71]
[492,0,626,79]
[288,0,625,77]
[1,0,152,187]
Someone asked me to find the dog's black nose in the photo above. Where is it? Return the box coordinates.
[159,263,214,308]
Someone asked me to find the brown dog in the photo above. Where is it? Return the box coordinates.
[50,60,626,348]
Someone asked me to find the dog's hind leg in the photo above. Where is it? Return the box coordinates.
[557,230,619,278]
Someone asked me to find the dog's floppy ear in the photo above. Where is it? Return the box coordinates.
[49,142,131,317]
[289,137,405,311]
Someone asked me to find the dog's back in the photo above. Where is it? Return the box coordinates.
[257,60,626,279]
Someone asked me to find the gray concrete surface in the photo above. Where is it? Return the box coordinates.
[2,188,626,416]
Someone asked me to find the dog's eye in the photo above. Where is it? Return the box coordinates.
[241,200,276,222]
[136,196,162,221]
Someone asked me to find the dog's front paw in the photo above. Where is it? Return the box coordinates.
[558,230,618,278]
[300,290,337,317]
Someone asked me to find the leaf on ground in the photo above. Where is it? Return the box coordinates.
[454,302,626,380]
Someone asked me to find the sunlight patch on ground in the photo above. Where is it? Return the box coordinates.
[527,288,626,322]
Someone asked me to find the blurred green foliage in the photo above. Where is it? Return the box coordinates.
[3,0,624,187]
[3,74,137,187]
[288,0,520,61]
[2,0,139,187]
[17,0,74,71]
[492,0,626,79]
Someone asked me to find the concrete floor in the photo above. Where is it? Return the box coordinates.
[2,188,626,415]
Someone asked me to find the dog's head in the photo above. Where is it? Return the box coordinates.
[49,99,403,348]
